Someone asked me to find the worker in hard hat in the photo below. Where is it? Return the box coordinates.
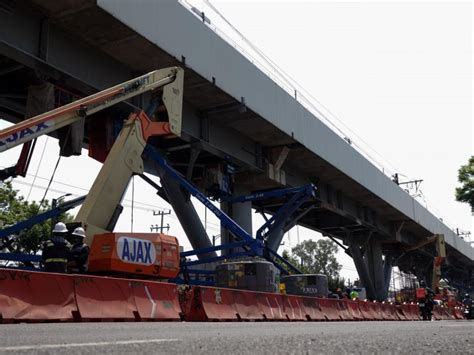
[42,222,71,273]
[67,227,90,274]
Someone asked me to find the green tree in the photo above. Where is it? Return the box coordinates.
[0,182,72,256]
[455,156,474,211]
[290,239,342,280]
[281,249,301,272]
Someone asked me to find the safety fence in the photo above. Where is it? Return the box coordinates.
[0,269,462,323]
[179,286,431,322]
[0,269,181,323]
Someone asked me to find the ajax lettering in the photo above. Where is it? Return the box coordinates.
[117,236,156,265]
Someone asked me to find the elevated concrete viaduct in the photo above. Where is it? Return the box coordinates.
[0,0,472,299]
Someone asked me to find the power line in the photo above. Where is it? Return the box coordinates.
[10,179,222,232]
[26,137,49,200]
[198,0,403,176]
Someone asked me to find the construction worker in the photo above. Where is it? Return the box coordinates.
[42,222,71,273]
[462,293,472,306]
[67,227,90,274]
[350,288,359,300]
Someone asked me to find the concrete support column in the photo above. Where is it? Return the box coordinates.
[157,168,217,260]
[349,243,376,300]
[383,253,393,295]
[221,184,252,255]
[365,242,386,301]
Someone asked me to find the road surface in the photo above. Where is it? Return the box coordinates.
[0,321,473,354]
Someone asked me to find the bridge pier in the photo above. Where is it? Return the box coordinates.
[156,167,217,260]
[349,239,391,301]
[221,184,253,255]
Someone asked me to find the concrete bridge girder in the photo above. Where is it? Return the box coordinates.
[1,0,472,290]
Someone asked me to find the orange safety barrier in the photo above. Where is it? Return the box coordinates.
[434,306,446,320]
[380,303,397,320]
[285,295,306,321]
[318,298,342,321]
[335,299,354,321]
[346,300,364,320]
[395,305,407,320]
[73,275,138,321]
[357,301,374,320]
[0,269,77,323]
[443,307,455,320]
[279,293,296,320]
[301,297,326,321]
[369,301,384,320]
[387,303,400,320]
[258,293,286,320]
[453,307,465,320]
[400,304,415,320]
[233,289,264,321]
[404,303,421,320]
[444,307,456,320]
[411,304,421,320]
[436,306,453,320]
[197,286,238,321]
[132,280,181,321]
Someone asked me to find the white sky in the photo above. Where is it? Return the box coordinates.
[1,1,473,282]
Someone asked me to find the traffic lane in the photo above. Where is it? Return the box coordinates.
[1,320,473,354]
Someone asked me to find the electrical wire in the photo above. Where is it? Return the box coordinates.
[201,0,403,176]
[26,137,49,200]
[131,175,135,232]
[38,154,61,209]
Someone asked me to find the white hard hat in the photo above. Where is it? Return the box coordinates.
[53,222,68,234]
[72,227,86,238]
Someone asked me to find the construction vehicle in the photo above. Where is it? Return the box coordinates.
[1,67,184,279]
[0,66,313,284]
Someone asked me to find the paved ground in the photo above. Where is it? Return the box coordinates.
[0,320,472,354]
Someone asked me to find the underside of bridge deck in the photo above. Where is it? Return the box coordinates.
[0,0,472,295]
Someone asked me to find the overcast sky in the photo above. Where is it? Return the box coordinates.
[1,1,472,281]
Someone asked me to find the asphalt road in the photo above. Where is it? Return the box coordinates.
[0,320,472,354]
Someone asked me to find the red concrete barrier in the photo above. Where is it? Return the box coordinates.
[258,293,286,320]
[279,295,296,320]
[433,306,442,320]
[403,304,421,320]
[369,301,385,320]
[336,299,354,321]
[452,307,464,320]
[445,307,456,320]
[386,303,400,320]
[198,287,238,321]
[357,301,374,320]
[0,269,77,323]
[233,289,264,321]
[346,300,364,320]
[435,306,453,320]
[301,297,326,321]
[74,275,138,321]
[396,305,407,320]
[132,280,181,321]
[285,295,306,321]
[318,298,342,321]
[380,303,397,320]
[400,304,416,320]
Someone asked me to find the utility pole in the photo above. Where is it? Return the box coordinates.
[150,209,171,233]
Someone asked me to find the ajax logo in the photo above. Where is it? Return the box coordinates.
[0,122,50,147]
[116,236,156,265]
